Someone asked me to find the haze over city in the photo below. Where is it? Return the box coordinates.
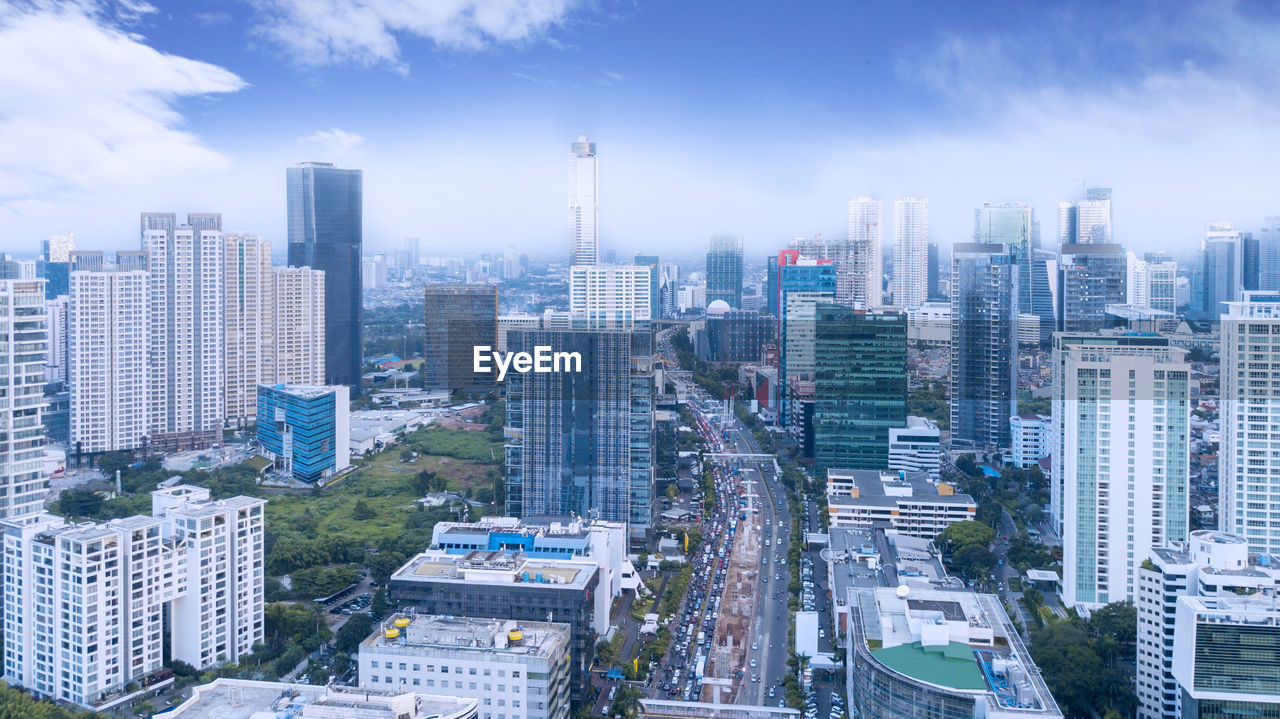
[3,0,1280,255]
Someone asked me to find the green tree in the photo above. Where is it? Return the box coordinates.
[936,520,995,556]
[953,544,996,579]
[1089,601,1137,661]
[1031,620,1104,718]
[335,614,374,654]
[96,450,133,479]
[352,500,377,520]
[54,488,103,518]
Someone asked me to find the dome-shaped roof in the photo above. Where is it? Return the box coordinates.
[706,300,731,316]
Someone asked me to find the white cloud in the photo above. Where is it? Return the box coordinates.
[299,128,366,156]
[0,2,245,228]
[249,0,580,69]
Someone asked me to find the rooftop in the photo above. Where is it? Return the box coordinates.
[871,642,986,691]
[154,679,476,719]
[261,383,344,399]
[827,469,975,508]
[392,549,594,589]
[363,614,569,658]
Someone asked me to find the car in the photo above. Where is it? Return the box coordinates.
[752,674,759,682]
[751,642,758,651]
[819,629,825,638]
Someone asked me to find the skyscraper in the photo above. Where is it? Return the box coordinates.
[771,251,837,425]
[287,162,363,390]
[0,275,47,519]
[1220,292,1280,555]
[568,136,598,266]
[926,241,942,300]
[423,285,498,393]
[1058,187,1113,245]
[1057,243,1127,332]
[224,234,325,425]
[39,233,73,300]
[69,251,149,454]
[847,197,883,308]
[975,202,1054,341]
[891,198,928,310]
[1260,216,1280,291]
[949,244,1018,452]
[813,305,907,477]
[504,330,655,533]
[633,254,661,319]
[1051,333,1189,609]
[705,234,744,308]
[1194,222,1252,320]
[142,212,225,451]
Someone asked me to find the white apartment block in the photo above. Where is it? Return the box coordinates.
[568,264,650,329]
[826,469,975,538]
[43,294,68,383]
[1220,294,1280,556]
[359,615,571,719]
[142,213,225,450]
[1010,413,1051,469]
[892,198,928,310]
[69,252,150,453]
[152,485,266,669]
[847,197,883,308]
[887,416,940,480]
[1052,333,1190,609]
[1136,531,1279,719]
[224,235,326,425]
[0,277,48,519]
[225,233,270,425]
[1,512,185,708]
[268,265,325,388]
[1170,594,1280,718]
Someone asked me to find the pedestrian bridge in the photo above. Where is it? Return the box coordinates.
[702,453,776,462]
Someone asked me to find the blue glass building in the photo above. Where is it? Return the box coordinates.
[257,384,350,484]
[287,162,363,390]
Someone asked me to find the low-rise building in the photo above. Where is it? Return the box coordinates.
[256,383,351,483]
[847,587,1062,719]
[1171,594,1280,719]
[887,416,941,480]
[1136,531,1280,719]
[359,615,571,719]
[1009,414,1050,469]
[826,469,975,538]
[388,550,603,703]
[155,679,478,719]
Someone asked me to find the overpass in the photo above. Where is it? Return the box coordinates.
[701,453,776,462]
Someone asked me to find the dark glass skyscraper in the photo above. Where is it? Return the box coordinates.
[706,234,744,308]
[423,285,498,393]
[950,244,1018,452]
[287,162,363,390]
[813,305,907,477]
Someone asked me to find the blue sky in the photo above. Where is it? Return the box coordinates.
[2,0,1279,259]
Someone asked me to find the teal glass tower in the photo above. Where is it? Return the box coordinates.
[813,305,908,477]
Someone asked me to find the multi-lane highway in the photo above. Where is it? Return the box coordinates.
[651,327,797,706]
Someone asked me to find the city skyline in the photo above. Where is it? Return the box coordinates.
[3,2,1280,256]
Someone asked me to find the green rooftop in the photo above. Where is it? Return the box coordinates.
[871,642,986,691]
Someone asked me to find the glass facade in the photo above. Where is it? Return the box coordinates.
[256,385,339,483]
[705,234,743,308]
[813,305,907,477]
[1058,245,1127,332]
[949,244,1018,451]
[1192,622,1280,694]
[702,310,773,363]
[504,330,654,530]
[287,162,363,390]
[423,285,498,393]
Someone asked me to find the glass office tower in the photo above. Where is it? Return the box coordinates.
[950,244,1018,452]
[287,162,363,391]
[706,234,744,308]
[423,285,498,393]
[813,304,907,477]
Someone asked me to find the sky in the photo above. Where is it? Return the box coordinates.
[2,0,1279,260]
